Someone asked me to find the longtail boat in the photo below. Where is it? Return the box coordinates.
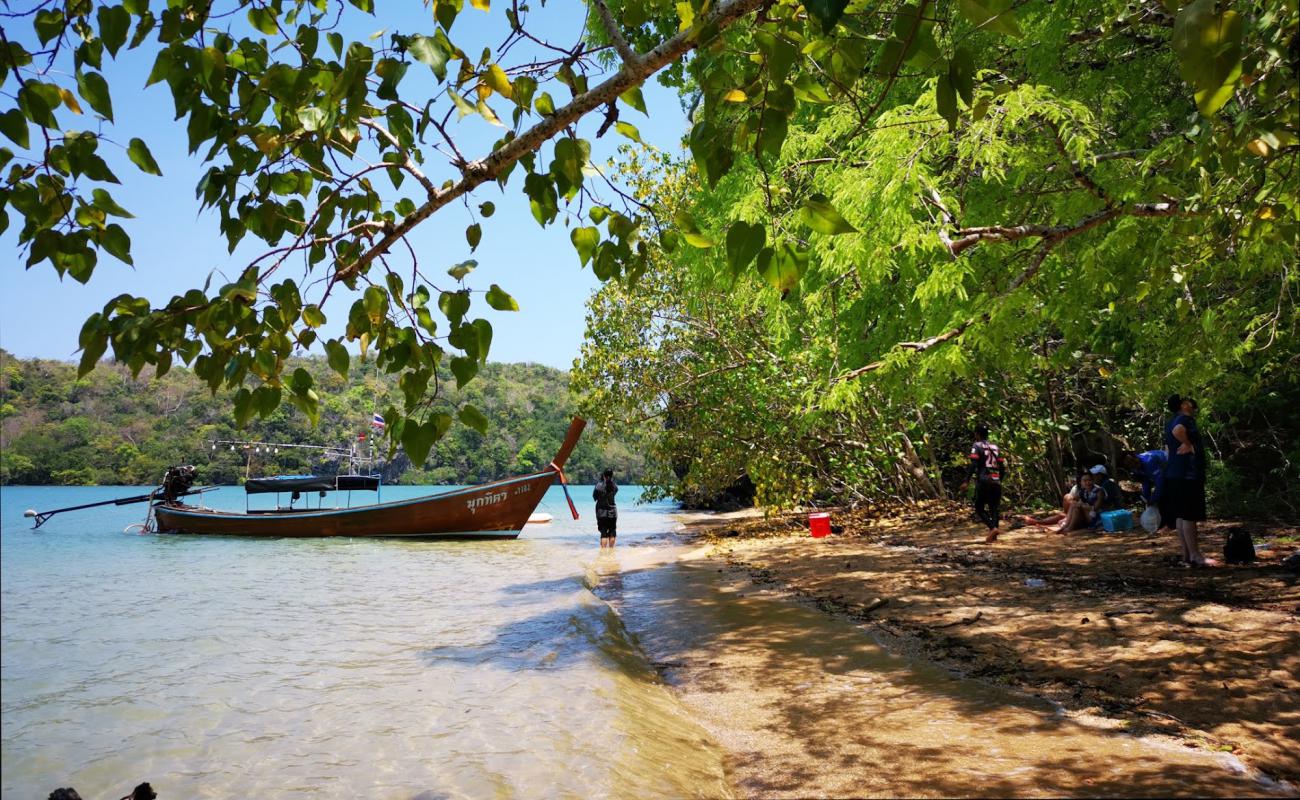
[28,418,586,540]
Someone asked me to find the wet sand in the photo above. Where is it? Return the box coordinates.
[591,507,1298,798]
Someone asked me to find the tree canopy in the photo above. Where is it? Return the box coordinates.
[3,0,1296,479]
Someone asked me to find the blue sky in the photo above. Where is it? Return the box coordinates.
[1,2,691,370]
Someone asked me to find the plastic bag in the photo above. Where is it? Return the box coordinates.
[1140,504,1160,533]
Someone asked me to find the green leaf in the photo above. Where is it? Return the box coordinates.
[801,193,857,235]
[439,290,471,325]
[950,46,975,106]
[534,92,555,116]
[571,226,599,267]
[298,106,327,132]
[725,221,766,278]
[936,72,958,131]
[126,138,162,175]
[435,0,462,31]
[459,404,488,433]
[484,63,513,98]
[1172,0,1243,116]
[77,326,108,377]
[0,109,29,149]
[101,223,132,264]
[407,34,448,81]
[34,9,66,45]
[614,121,643,144]
[92,188,133,218]
[755,108,789,159]
[479,201,495,217]
[524,172,558,225]
[449,355,478,388]
[302,304,326,327]
[363,285,388,321]
[674,210,716,248]
[485,284,518,311]
[401,418,438,466]
[325,339,350,377]
[757,243,808,293]
[619,86,647,115]
[247,6,280,35]
[76,71,113,121]
[466,222,481,251]
[754,31,798,83]
[448,259,477,280]
[803,0,850,33]
[957,0,1023,37]
[97,5,131,56]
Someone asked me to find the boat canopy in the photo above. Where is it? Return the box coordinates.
[244,475,381,494]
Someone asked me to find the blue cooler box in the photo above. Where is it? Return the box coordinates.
[1101,509,1133,532]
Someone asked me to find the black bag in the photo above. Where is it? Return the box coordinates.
[1224,528,1256,564]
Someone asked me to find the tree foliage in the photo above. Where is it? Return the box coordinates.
[573,2,1299,517]
[2,0,1295,475]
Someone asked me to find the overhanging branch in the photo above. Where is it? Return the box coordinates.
[331,0,768,286]
[837,199,1190,384]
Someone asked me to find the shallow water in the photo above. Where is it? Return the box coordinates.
[1,485,731,799]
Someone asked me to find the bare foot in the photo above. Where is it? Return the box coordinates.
[985,530,999,544]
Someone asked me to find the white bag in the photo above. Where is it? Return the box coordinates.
[1140,504,1161,533]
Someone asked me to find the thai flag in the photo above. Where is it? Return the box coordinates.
[371,413,386,429]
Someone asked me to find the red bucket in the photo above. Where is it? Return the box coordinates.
[809,512,831,538]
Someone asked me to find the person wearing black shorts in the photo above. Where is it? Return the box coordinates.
[960,424,1007,544]
[594,469,618,548]
[1163,395,1213,566]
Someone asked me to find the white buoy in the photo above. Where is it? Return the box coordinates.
[24,509,37,518]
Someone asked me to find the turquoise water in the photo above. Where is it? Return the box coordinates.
[1,485,731,799]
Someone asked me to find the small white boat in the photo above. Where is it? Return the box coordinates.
[527,512,553,525]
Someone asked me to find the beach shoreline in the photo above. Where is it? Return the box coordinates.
[655,501,1299,793]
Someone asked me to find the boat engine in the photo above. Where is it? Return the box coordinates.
[160,465,197,503]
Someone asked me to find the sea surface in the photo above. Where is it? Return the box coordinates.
[1,485,731,799]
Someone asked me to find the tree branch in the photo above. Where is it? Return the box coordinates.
[837,199,1190,384]
[591,0,640,67]
[332,0,768,285]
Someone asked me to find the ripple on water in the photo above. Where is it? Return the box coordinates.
[2,485,731,799]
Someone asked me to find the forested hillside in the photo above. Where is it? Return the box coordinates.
[0,351,643,486]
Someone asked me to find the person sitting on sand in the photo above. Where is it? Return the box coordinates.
[1055,471,1106,534]
[957,423,1007,544]
[1017,476,1077,528]
[1091,465,1122,512]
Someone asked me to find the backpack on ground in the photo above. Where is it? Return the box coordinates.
[1224,528,1256,564]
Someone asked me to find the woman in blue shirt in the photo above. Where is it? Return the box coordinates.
[1162,395,1214,566]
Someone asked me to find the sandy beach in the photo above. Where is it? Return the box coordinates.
[595,502,1299,797]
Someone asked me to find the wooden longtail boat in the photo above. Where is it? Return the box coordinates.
[149,418,586,539]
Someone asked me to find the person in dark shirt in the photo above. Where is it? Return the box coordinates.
[1090,465,1122,513]
[593,469,618,548]
[959,424,1007,543]
[1163,395,1214,566]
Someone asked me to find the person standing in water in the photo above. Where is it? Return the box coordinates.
[959,424,1007,544]
[1163,395,1214,567]
[594,469,618,548]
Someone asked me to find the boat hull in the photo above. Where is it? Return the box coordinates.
[154,471,557,538]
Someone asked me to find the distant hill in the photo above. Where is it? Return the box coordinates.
[0,350,643,486]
